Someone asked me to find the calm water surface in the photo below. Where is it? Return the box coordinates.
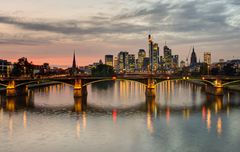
[0,80,240,152]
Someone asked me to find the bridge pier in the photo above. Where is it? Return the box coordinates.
[205,86,224,96]
[6,86,29,97]
[74,79,87,98]
[145,78,156,97]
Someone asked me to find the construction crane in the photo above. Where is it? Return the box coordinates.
[186,46,192,66]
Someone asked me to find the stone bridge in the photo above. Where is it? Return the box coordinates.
[0,75,240,97]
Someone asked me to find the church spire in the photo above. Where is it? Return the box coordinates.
[72,50,76,69]
[71,50,77,76]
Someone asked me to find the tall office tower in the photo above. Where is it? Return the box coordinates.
[153,43,160,71]
[128,54,135,72]
[118,51,129,72]
[137,49,146,71]
[204,52,211,65]
[113,57,118,70]
[105,55,113,67]
[163,44,172,69]
[172,55,179,68]
[143,57,150,71]
[190,47,197,66]
[148,34,154,73]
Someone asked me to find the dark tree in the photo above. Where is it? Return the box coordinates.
[223,63,236,76]
[211,67,219,75]
[91,64,115,77]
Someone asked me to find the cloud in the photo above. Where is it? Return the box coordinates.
[0,0,239,51]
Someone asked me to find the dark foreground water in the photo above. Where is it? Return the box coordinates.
[0,80,240,152]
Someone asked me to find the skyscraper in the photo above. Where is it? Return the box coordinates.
[163,44,172,69]
[153,43,160,71]
[148,34,154,73]
[137,49,146,71]
[172,55,179,68]
[204,52,211,65]
[143,57,150,71]
[190,47,197,66]
[105,55,113,67]
[113,57,118,70]
[128,54,135,72]
[118,51,129,72]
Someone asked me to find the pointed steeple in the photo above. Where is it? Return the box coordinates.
[190,46,197,66]
[72,50,76,69]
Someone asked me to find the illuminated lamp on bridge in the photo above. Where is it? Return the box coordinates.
[112,76,117,80]
[214,80,223,88]
[202,77,205,80]
[167,76,170,80]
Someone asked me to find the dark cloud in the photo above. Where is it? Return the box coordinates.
[0,0,239,46]
[0,15,148,35]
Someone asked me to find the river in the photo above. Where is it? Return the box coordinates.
[0,80,240,152]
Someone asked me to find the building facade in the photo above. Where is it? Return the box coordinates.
[105,55,113,67]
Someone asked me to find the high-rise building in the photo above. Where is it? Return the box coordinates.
[148,35,154,73]
[118,51,129,72]
[153,43,160,71]
[190,47,197,66]
[105,55,113,67]
[128,54,135,72]
[137,49,146,71]
[163,44,172,69]
[113,57,118,70]
[143,57,150,71]
[0,59,12,77]
[204,52,211,65]
[172,55,179,68]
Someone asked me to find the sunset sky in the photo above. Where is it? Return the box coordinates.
[0,0,240,67]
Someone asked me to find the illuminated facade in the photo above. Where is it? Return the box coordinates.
[105,55,113,67]
[137,49,146,71]
[163,45,172,69]
[153,43,160,71]
[118,51,129,72]
[128,54,135,72]
[148,35,154,73]
[204,52,211,65]
[0,59,12,77]
[113,57,118,70]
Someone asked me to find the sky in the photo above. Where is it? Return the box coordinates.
[0,0,240,67]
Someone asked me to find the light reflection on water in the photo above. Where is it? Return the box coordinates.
[0,80,240,152]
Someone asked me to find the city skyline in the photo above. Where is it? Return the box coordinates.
[0,0,240,66]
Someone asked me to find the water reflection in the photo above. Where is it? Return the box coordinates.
[0,81,240,152]
[0,92,34,112]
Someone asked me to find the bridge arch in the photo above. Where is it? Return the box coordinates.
[0,83,7,87]
[154,78,215,87]
[223,80,240,87]
[82,78,147,87]
[15,80,74,88]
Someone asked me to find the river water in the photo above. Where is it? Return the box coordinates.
[0,80,240,152]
